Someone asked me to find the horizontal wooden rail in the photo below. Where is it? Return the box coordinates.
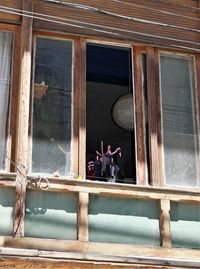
[0,173,200,202]
[0,238,200,268]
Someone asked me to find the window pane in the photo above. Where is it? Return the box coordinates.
[160,54,199,187]
[32,38,72,176]
[0,32,13,171]
[86,44,136,184]
[25,190,77,240]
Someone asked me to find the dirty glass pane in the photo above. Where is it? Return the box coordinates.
[25,190,77,240]
[0,32,13,170]
[0,188,15,236]
[89,195,160,245]
[170,202,200,249]
[32,38,72,176]
[160,54,199,187]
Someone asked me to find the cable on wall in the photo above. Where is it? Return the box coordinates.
[0,5,199,53]
[43,0,200,34]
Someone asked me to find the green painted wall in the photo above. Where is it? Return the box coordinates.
[0,188,15,236]
[25,190,77,240]
[170,202,200,249]
[89,195,160,245]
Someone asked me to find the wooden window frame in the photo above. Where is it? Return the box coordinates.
[157,50,200,189]
[29,33,77,178]
[0,7,199,267]
[0,24,20,173]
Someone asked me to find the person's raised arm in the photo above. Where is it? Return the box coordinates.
[96,151,102,157]
[111,147,121,156]
[101,140,104,155]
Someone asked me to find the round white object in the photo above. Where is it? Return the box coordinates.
[112,94,134,131]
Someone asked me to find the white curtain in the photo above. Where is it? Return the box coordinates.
[0,32,12,170]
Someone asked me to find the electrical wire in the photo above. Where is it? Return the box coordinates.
[111,0,200,22]
[139,0,200,10]
[0,6,199,53]
[43,0,200,33]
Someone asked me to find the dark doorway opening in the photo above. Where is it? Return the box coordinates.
[86,44,136,184]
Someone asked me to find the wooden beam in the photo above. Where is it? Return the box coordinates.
[1,173,200,203]
[0,238,200,267]
[9,29,21,172]
[133,47,148,186]
[78,192,89,241]
[0,256,187,269]
[78,39,86,178]
[154,49,164,187]
[73,39,81,177]
[159,199,172,248]
[13,0,33,237]
[195,54,200,187]
[146,48,159,186]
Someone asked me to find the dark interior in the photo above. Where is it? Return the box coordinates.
[86,44,136,184]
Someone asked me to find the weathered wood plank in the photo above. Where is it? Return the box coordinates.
[78,39,86,178]
[159,199,172,248]
[13,0,33,237]
[0,238,200,267]
[73,39,81,177]
[9,29,21,172]
[154,49,164,187]
[196,54,200,187]
[133,47,148,186]
[146,48,159,186]
[0,256,187,269]
[78,192,89,241]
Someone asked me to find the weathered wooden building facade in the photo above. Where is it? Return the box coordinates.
[0,0,199,268]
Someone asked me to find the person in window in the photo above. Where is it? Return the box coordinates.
[96,141,121,180]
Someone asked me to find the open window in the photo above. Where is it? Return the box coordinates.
[86,43,136,184]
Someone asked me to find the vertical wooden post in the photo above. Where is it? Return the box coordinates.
[133,47,148,185]
[9,29,21,172]
[78,192,89,241]
[73,39,81,178]
[155,49,164,186]
[195,55,200,186]
[160,199,172,248]
[146,47,159,186]
[13,0,33,237]
[78,39,86,178]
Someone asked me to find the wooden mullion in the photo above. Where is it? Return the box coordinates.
[146,47,159,186]
[77,192,89,241]
[78,39,86,178]
[13,0,33,237]
[160,199,172,248]
[196,54,200,187]
[133,47,148,186]
[10,29,21,172]
[73,39,81,177]
[154,48,164,186]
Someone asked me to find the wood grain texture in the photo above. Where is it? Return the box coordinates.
[0,238,200,267]
[159,199,172,248]
[0,257,188,269]
[1,173,200,203]
[78,39,86,178]
[133,47,148,186]
[32,0,200,52]
[154,48,164,187]
[73,39,81,177]
[78,192,89,241]
[146,48,159,186]
[196,54,200,187]
[13,0,33,237]
[9,29,21,172]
